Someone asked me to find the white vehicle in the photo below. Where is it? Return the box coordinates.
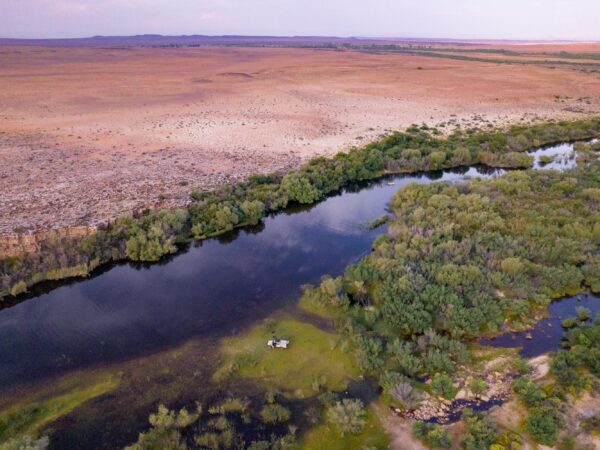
[267,338,290,349]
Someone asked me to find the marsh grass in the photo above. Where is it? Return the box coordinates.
[214,317,360,394]
[298,290,340,320]
[0,374,120,441]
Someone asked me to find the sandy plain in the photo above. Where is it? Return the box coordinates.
[1,44,600,235]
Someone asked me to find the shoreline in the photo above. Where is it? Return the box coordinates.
[2,117,600,301]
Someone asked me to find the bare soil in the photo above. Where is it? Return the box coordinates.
[1,44,600,235]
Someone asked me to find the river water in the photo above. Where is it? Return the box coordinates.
[0,142,595,447]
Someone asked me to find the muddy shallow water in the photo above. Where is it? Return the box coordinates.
[0,141,593,448]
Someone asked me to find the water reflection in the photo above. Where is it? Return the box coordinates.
[479,294,600,358]
[0,143,582,394]
[530,142,577,170]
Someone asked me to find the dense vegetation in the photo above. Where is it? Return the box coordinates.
[4,119,600,448]
[301,160,600,446]
[304,161,600,381]
[552,312,600,393]
[3,118,600,300]
[121,154,599,449]
[509,312,600,447]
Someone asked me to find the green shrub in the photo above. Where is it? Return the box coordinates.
[389,382,422,410]
[0,435,49,450]
[581,414,600,436]
[576,306,592,322]
[259,403,291,424]
[561,317,577,329]
[557,436,576,450]
[512,378,546,408]
[460,410,498,450]
[511,357,532,375]
[431,374,456,400]
[281,173,321,204]
[413,421,451,448]
[525,406,560,446]
[327,399,366,435]
[468,378,487,397]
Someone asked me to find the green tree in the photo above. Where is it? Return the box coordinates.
[413,422,451,448]
[431,374,456,400]
[280,173,321,204]
[468,378,487,397]
[260,404,291,424]
[327,399,366,436]
[240,200,265,225]
[126,404,199,450]
[525,406,560,446]
[460,410,498,450]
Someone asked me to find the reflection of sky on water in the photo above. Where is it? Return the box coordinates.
[0,141,585,389]
[529,142,577,170]
[0,181,386,387]
[480,293,600,357]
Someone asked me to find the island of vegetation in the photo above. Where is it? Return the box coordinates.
[2,119,600,450]
[297,154,600,446]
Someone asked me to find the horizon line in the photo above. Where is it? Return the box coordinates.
[1,33,599,44]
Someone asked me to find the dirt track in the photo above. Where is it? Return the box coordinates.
[1,44,600,235]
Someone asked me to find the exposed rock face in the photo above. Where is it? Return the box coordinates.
[0,226,95,258]
[528,354,550,380]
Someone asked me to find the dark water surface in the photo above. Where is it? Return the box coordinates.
[0,167,499,389]
[0,141,591,447]
[479,293,600,358]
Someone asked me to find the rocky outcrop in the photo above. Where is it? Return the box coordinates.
[392,370,515,424]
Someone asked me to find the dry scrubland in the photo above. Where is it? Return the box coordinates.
[1,43,600,235]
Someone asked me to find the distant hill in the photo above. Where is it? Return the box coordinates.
[0,34,532,48]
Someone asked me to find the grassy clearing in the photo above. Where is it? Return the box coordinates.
[300,404,388,450]
[0,373,120,441]
[214,317,360,394]
[298,291,340,320]
[469,344,520,370]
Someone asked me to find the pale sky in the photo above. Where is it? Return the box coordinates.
[2,0,599,41]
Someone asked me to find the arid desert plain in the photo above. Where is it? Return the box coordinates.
[2,41,600,237]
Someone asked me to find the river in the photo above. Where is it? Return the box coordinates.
[0,142,595,448]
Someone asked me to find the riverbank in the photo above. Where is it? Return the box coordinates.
[1,134,600,448]
[3,117,600,302]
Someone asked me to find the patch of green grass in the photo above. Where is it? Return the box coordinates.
[0,374,120,440]
[468,344,519,369]
[365,214,389,230]
[299,405,388,450]
[298,293,340,320]
[538,155,556,165]
[214,318,359,394]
